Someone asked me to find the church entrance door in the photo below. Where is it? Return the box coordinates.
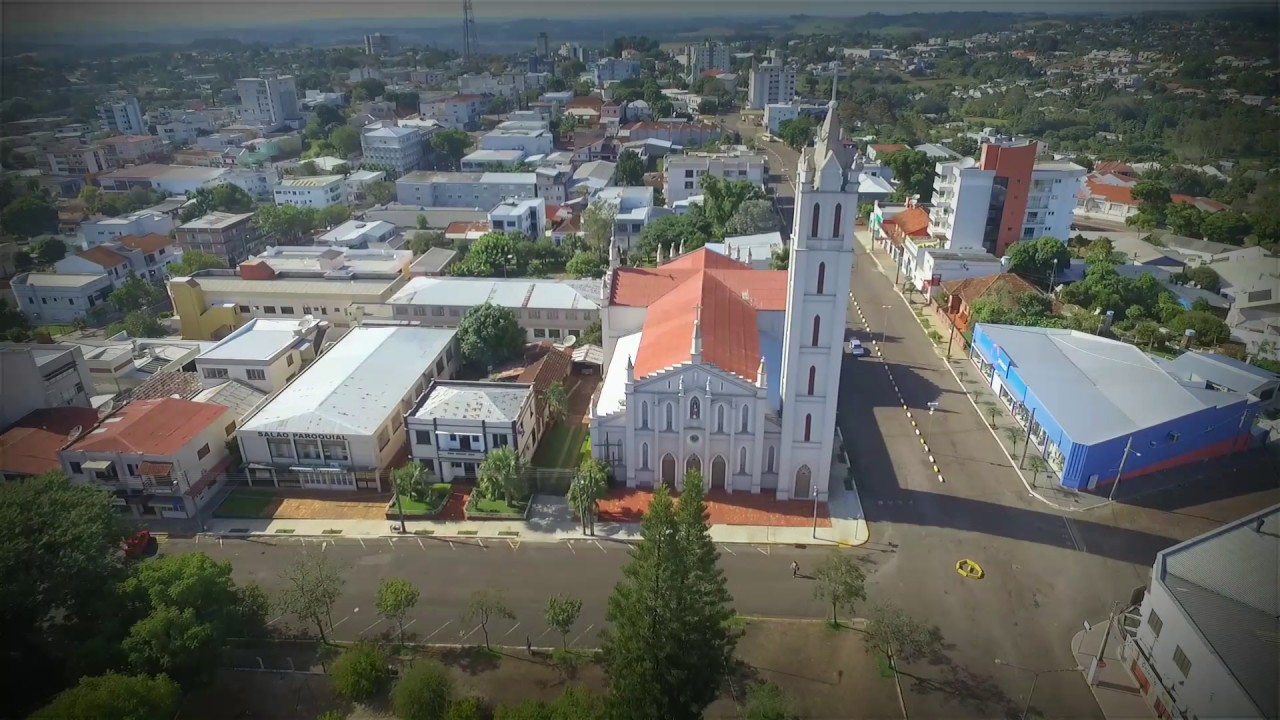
[710,456,727,489]
[660,454,676,488]
[794,465,813,499]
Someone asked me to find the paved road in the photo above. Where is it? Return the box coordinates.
[166,535,829,648]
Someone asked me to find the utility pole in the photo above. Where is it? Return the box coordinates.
[1108,436,1139,501]
[461,0,479,68]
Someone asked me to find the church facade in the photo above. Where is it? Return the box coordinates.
[589,101,860,502]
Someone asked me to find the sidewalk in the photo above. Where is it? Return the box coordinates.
[1070,619,1154,720]
[202,482,870,546]
[854,230,1108,512]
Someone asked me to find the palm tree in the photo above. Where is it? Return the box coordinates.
[391,462,427,531]
[545,381,569,425]
[478,447,525,504]
[567,459,609,535]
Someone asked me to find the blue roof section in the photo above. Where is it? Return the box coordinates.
[977,325,1250,445]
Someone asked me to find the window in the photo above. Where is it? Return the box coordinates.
[1172,646,1191,677]
[435,358,445,373]
[203,367,229,380]
[322,439,349,461]
[766,446,775,473]
[224,421,237,435]
[295,438,322,460]
[431,306,446,316]
[738,446,748,474]
[263,306,277,314]
[685,169,694,178]
[1147,609,1163,638]
[492,433,510,447]
[534,328,546,338]
[415,430,433,445]
[832,203,842,238]
[268,438,294,459]
[246,368,266,381]
[640,401,649,429]
[816,262,826,294]
[69,461,82,474]
[640,442,650,470]
[377,428,391,450]
[549,328,562,339]
[449,307,460,317]
[529,309,542,319]
[547,310,559,320]
[716,404,725,433]
[811,315,821,346]
[804,414,812,442]
[810,202,820,238]
[684,181,694,189]
[238,305,250,313]
[807,366,817,395]
[280,306,295,314]
[285,354,295,367]
[413,306,427,316]
[740,406,750,433]
[689,396,701,419]
[664,402,674,431]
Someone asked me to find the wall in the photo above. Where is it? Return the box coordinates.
[980,143,1037,257]
[196,350,299,393]
[14,275,113,324]
[169,280,244,340]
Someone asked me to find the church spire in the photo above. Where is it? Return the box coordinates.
[756,355,767,387]
[690,304,703,361]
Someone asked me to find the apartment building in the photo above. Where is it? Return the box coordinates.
[364,33,396,55]
[407,381,537,481]
[116,233,183,281]
[100,134,166,165]
[748,62,797,110]
[195,316,324,393]
[97,94,146,136]
[763,101,829,134]
[11,272,114,325]
[55,246,130,289]
[489,197,546,239]
[82,209,176,248]
[420,95,487,131]
[396,171,539,209]
[625,122,723,147]
[930,142,1084,256]
[156,112,217,146]
[461,149,528,171]
[273,175,345,209]
[236,75,301,128]
[174,211,263,266]
[381,277,601,343]
[591,58,641,85]
[237,326,459,490]
[478,127,554,155]
[61,398,238,519]
[664,150,767,205]
[459,72,533,98]
[0,343,94,429]
[593,186,672,250]
[682,41,732,80]
[44,142,114,176]
[360,125,426,179]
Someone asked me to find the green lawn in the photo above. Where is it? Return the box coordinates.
[212,489,277,518]
[468,497,528,515]
[396,483,452,516]
[964,116,1006,127]
[531,421,587,469]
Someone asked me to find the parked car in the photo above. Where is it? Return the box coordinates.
[847,339,869,357]
[124,530,155,559]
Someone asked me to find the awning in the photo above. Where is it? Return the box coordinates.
[82,460,114,471]
[138,461,173,477]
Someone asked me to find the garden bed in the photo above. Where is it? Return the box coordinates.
[464,495,532,521]
[385,483,453,519]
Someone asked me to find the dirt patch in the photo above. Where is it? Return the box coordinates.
[598,488,833,528]
[214,489,394,520]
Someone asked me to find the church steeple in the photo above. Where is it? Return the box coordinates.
[690,304,703,362]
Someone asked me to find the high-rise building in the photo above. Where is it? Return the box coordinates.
[360,124,427,179]
[364,33,396,56]
[536,32,550,59]
[930,141,1085,256]
[97,95,146,136]
[235,75,301,129]
[747,61,797,110]
[683,41,731,81]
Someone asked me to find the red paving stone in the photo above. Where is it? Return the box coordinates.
[597,487,832,527]
[434,484,472,522]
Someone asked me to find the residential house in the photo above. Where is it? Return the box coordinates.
[174,211,263,266]
[100,134,166,165]
[44,142,114,176]
[317,219,399,248]
[594,186,672,251]
[939,273,1042,336]
[489,197,547,239]
[10,272,114,325]
[273,175,346,209]
[420,95,486,131]
[406,381,538,481]
[55,246,131,289]
[516,345,573,441]
[626,122,723,147]
[0,407,101,481]
[195,316,324,393]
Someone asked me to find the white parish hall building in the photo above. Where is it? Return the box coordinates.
[590,100,858,502]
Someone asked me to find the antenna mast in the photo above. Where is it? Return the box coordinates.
[462,0,479,68]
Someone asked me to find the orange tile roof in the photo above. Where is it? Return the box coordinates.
[118,233,174,253]
[518,346,572,395]
[885,206,931,237]
[870,144,910,155]
[76,245,128,268]
[942,272,1040,306]
[633,271,761,381]
[1095,161,1134,175]
[610,249,788,309]
[1084,179,1137,206]
[68,398,229,456]
[0,407,100,476]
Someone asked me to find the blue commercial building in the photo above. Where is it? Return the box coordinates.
[969,325,1261,491]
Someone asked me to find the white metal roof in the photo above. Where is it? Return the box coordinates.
[413,381,531,423]
[18,272,109,288]
[388,277,601,311]
[241,326,455,436]
[198,317,319,362]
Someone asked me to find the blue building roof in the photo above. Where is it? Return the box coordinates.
[977,325,1250,445]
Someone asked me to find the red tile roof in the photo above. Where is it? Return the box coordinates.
[633,271,762,381]
[885,206,931,237]
[870,144,910,155]
[1084,179,1228,213]
[76,245,128,268]
[610,249,788,309]
[1095,161,1134,175]
[518,346,572,395]
[68,398,229,456]
[118,233,174,254]
[942,272,1040,306]
[0,407,101,476]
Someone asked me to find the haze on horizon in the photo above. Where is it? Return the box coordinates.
[0,0,1244,34]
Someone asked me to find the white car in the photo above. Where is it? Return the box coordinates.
[847,339,869,357]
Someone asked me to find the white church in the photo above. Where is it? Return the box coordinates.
[589,100,860,502]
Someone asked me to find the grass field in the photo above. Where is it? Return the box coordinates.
[531,421,588,469]
[211,489,276,518]
[468,497,528,515]
[963,116,1006,127]
[396,483,451,516]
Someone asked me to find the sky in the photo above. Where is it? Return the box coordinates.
[0,0,1248,34]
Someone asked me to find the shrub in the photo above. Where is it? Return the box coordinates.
[447,696,486,720]
[393,659,454,720]
[330,643,391,703]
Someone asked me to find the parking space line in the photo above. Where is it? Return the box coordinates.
[425,620,452,640]
[534,627,553,642]
[459,623,483,641]
[266,614,286,626]
[501,622,522,638]
[359,538,366,549]
[592,540,606,553]
[478,539,487,550]
[417,537,425,550]
[448,540,456,550]
[567,541,577,554]
[756,546,770,555]
[720,544,736,555]
[568,623,595,647]
[402,619,417,633]
[359,617,385,636]
[330,615,351,630]
[386,537,394,548]
[508,540,520,550]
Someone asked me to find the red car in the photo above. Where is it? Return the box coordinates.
[125,530,154,559]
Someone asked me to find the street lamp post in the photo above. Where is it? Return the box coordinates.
[881,305,892,345]
[811,483,820,538]
[1108,436,1140,501]
[994,659,1083,720]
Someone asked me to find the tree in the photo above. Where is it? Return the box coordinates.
[744,682,794,720]
[1,195,58,238]
[883,150,938,203]
[30,673,181,720]
[330,643,391,703]
[277,552,345,643]
[456,303,526,369]
[633,213,707,262]
[1165,204,1205,238]
[448,697,486,720]
[567,458,609,535]
[365,180,396,204]
[110,310,167,338]
[431,130,473,170]
[581,201,617,259]
[377,578,421,645]
[167,249,228,276]
[1083,237,1121,269]
[724,198,781,237]
[477,446,525,504]
[255,204,319,243]
[778,116,816,150]
[392,461,427,528]
[328,125,361,158]
[565,250,606,278]
[544,595,582,651]
[544,380,569,424]
[179,184,254,222]
[409,231,446,255]
[32,235,68,265]
[813,551,866,626]
[451,231,531,277]
[699,176,764,240]
[863,602,940,667]
[1005,236,1071,289]
[1185,265,1221,292]
[600,476,737,720]
[769,246,789,270]
[108,274,164,313]
[79,185,104,213]
[1170,310,1230,347]
[615,149,644,186]
[1200,210,1252,246]
[464,588,515,651]
[319,204,352,228]
[392,660,454,720]
[122,605,220,688]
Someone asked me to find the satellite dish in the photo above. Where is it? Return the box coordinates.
[562,335,578,347]
[68,425,83,442]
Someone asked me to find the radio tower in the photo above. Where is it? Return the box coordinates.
[462,0,479,68]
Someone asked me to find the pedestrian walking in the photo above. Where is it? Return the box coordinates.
[791,560,800,578]
[526,635,533,655]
